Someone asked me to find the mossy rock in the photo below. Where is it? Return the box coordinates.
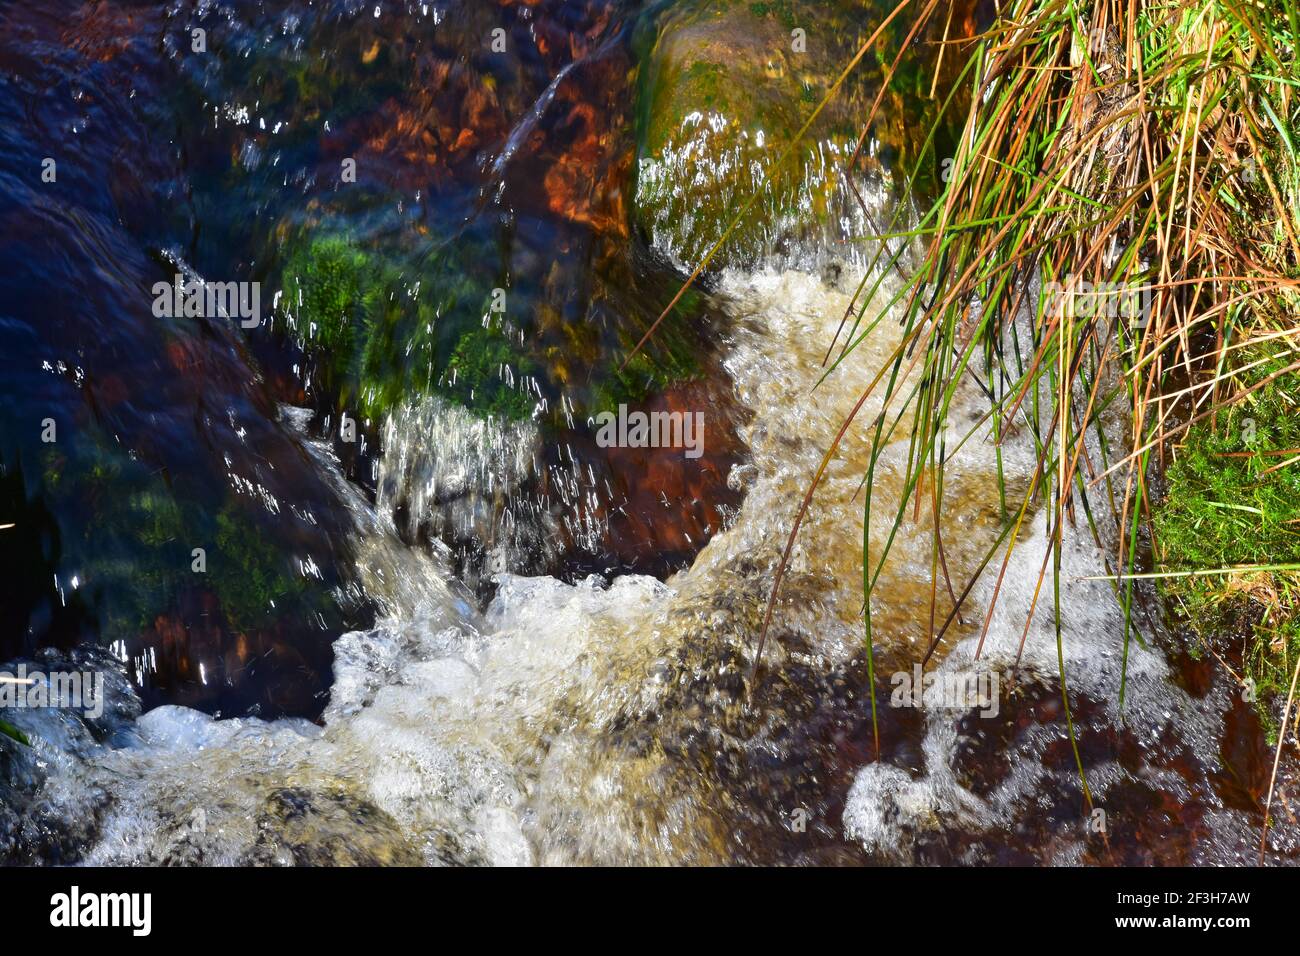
[444,318,538,422]
[588,299,706,414]
[41,434,329,641]
[275,225,711,428]
[276,229,545,424]
[208,505,314,632]
[633,0,973,269]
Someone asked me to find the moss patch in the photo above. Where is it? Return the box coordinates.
[1155,347,1300,727]
[282,236,376,376]
[444,319,538,421]
[209,505,311,632]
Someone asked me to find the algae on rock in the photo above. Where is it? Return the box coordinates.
[633,0,974,269]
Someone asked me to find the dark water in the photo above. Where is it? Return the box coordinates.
[2,0,354,716]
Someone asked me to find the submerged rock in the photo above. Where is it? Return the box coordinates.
[161,1,750,586]
[248,787,424,867]
[0,1,368,719]
[0,646,137,864]
[6,259,1296,868]
[843,507,1300,865]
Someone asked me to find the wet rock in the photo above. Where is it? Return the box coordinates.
[248,787,424,866]
[843,509,1300,865]
[167,1,749,584]
[0,1,370,719]
[0,646,137,864]
[633,0,981,269]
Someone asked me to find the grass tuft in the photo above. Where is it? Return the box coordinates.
[638,0,1300,817]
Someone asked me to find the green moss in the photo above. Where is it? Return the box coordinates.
[355,293,437,419]
[633,0,955,267]
[276,226,711,428]
[209,506,310,632]
[1154,347,1300,726]
[445,318,536,421]
[746,1,799,30]
[132,490,186,549]
[279,233,533,423]
[281,235,382,386]
[29,435,194,638]
[590,337,702,414]
[635,6,815,267]
[76,461,333,640]
[679,61,729,113]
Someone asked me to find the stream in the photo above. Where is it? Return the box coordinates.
[0,0,1296,866]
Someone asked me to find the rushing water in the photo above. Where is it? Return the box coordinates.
[1,0,1296,865]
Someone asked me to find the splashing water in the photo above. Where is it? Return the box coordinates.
[18,247,1273,867]
[0,258,1012,862]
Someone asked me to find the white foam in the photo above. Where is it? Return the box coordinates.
[16,260,1267,865]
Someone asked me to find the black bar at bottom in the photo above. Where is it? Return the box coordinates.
[0,864,1275,942]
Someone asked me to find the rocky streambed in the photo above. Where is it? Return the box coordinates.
[0,0,1294,865]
